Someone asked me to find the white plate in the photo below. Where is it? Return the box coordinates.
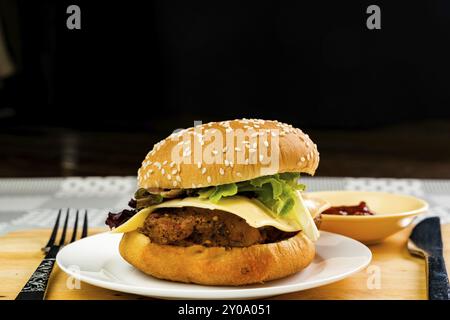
[56,231,372,299]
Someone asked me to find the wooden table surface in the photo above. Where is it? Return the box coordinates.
[1,225,449,300]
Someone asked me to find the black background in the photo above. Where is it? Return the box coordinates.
[1,1,450,178]
[2,0,450,129]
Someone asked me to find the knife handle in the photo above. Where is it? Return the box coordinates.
[426,254,450,300]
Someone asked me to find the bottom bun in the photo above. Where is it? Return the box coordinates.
[119,230,315,286]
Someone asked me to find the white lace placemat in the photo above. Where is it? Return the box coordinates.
[0,176,449,235]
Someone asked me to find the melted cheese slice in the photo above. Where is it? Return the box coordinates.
[113,192,327,241]
[302,193,331,218]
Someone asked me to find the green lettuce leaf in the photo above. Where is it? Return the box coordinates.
[196,172,305,217]
[134,188,163,209]
[237,173,304,216]
[198,183,238,202]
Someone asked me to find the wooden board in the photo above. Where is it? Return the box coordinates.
[1,225,449,300]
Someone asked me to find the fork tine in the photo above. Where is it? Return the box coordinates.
[44,209,62,249]
[69,210,79,243]
[81,210,88,238]
[58,209,70,246]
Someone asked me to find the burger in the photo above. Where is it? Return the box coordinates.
[106,119,328,286]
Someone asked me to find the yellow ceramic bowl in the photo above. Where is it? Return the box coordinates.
[306,191,429,244]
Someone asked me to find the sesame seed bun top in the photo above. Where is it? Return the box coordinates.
[138,119,319,189]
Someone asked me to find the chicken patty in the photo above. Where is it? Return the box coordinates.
[139,207,298,247]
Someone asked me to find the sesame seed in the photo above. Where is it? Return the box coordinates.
[170,161,175,167]
[235,147,241,152]
[161,168,165,175]
[149,169,154,174]
[167,174,172,180]
[163,160,168,165]
[249,148,256,153]
[207,176,212,183]
[173,181,178,187]
[259,154,264,162]
[252,142,257,149]
[201,168,206,175]
[263,141,269,147]
[300,157,306,162]
[212,149,218,155]
[197,162,202,169]
[224,159,229,166]
[176,175,181,182]
[236,172,242,177]
[172,169,177,174]
[219,168,224,175]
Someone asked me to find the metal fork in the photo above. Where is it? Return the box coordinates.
[16,209,88,300]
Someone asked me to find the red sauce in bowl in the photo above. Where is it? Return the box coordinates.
[322,201,375,216]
